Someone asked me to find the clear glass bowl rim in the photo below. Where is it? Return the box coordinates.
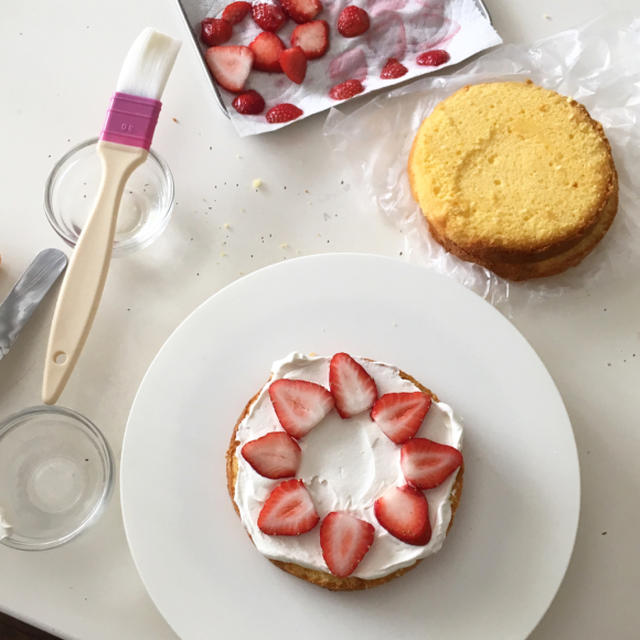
[0,404,115,551]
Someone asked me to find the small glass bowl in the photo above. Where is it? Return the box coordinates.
[0,406,114,551]
[44,138,174,256]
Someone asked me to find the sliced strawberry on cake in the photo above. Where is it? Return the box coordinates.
[269,379,334,438]
[205,45,254,93]
[241,432,301,478]
[320,511,375,577]
[400,438,463,489]
[370,392,431,444]
[258,479,319,535]
[374,484,431,546]
[329,352,378,418]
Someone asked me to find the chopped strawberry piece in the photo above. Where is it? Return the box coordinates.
[374,485,431,546]
[205,45,254,93]
[416,49,450,67]
[265,103,303,123]
[328,78,365,100]
[251,1,287,31]
[269,379,334,437]
[290,20,329,59]
[320,512,375,577]
[401,438,463,490]
[241,432,301,478]
[200,18,233,46]
[370,392,431,444]
[380,57,407,79]
[337,5,370,37]
[258,479,319,535]
[249,31,285,72]
[222,1,252,24]
[280,46,307,83]
[280,0,323,24]
[232,89,266,114]
[329,352,377,418]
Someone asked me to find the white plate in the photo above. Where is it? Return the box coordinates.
[121,254,579,640]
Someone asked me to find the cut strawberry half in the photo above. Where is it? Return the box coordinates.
[251,1,287,31]
[269,379,334,438]
[280,46,307,83]
[401,438,463,490]
[374,485,431,546]
[200,18,233,46]
[370,392,431,444]
[329,352,377,418]
[328,78,364,100]
[320,511,375,577]
[232,89,266,114]
[265,103,303,123]
[222,1,252,24]
[416,49,450,67]
[380,57,408,79]
[241,432,301,478]
[337,5,370,38]
[258,479,319,535]
[280,0,323,24]
[249,31,285,72]
[205,45,254,93]
[290,20,329,60]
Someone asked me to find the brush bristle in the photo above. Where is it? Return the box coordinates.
[116,28,180,100]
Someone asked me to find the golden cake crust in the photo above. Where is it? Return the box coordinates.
[226,365,464,591]
[408,80,618,275]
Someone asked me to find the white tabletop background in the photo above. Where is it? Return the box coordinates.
[0,0,638,638]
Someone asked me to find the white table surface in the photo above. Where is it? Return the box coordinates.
[0,0,638,638]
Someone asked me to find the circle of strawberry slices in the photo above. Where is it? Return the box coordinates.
[201,2,452,125]
[240,352,463,579]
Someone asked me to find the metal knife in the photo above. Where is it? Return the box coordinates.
[0,249,67,360]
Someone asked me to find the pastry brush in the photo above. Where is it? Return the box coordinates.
[42,28,180,405]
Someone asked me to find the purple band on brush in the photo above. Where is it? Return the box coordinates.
[100,92,162,150]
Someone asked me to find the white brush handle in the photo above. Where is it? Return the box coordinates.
[42,141,147,405]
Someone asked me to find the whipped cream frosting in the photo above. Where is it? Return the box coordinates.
[233,352,464,580]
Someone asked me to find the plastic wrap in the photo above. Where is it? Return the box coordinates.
[323,13,640,311]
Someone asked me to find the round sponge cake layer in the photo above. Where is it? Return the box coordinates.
[409,81,617,265]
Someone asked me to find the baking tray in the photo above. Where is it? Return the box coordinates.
[174,0,493,119]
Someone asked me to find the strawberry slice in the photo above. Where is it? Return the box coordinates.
[222,1,252,24]
[370,392,431,444]
[241,432,301,478]
[266,103,303,123]
[374,485,431,546]
[258,479,319,535]
[232,90,266,114]
[269,379,334,438]
[200,18,233,46]
[416,49,450,67]
[380,57,407,79]
[250,31,285,72]
[328,78,364,100]
[337,5,370,38]
[329,352,377,418]
[291,20,329,60]
[280,46,307,83]
[251,1,287,31]
[280,0,323,24]
[205,45,254,93]
[401,438,463,490]
[320,511,375,577]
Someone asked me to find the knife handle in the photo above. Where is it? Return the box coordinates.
[42,141,146,405]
